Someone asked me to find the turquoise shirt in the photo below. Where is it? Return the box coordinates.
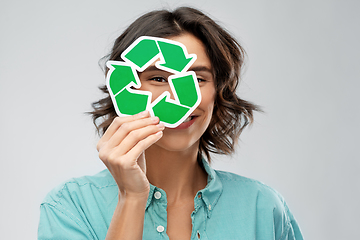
[38,159,303,239]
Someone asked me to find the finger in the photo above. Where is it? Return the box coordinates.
[98,119,161,164]
[104,116,161,151]
[102,130,162,176]
[97,111,150,151]
[111,123,165,156]
[137,152,146,173]
[125,130,163,162]
[101,111,150,144]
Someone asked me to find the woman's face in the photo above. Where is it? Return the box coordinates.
[138,33,216,152]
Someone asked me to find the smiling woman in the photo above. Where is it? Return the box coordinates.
[91,7,258,161]
[38,7,303,240]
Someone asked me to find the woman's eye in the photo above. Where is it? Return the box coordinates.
[150,77,167,82]
[197,78,206,83]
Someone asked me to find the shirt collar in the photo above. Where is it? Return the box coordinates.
[145,157,223,218]
[198,157,223,218]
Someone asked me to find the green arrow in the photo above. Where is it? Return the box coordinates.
[114,88,149,115]
[107,63,138,95]
[152,96,190,125]
[170,73,199,108]
[157,41,194,72]
[123,38,160,70]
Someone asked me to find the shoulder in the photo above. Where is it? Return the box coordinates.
[42,169,117,207]
[39,170,117,239]
[213,170,303,239]
[215,170,283,198]
[214,170,287,216]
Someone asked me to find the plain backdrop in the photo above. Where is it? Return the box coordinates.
[1,0,359,239]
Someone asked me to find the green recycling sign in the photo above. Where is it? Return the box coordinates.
[106,36,201,128]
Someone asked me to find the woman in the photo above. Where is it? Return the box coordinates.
[38,7,303,240]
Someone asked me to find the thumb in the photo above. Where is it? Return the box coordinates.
[137,152,146,174]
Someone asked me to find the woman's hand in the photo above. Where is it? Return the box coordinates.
[97,111,164,199]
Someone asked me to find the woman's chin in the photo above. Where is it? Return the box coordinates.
[151,134,200,153]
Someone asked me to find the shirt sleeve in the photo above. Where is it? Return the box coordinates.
[279,202,304,240]
[38,202,94,240]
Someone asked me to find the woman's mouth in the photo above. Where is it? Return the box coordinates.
[183,116,193,123]
[173,115,197,129]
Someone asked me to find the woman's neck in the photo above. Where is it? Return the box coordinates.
[144,144,207,205]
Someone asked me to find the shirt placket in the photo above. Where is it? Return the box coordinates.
[148,187,169,240]
[190,191,209,240]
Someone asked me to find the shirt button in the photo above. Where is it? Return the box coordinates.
[154,191,162,199]
[157,225,165,233]
[208,204,212,210]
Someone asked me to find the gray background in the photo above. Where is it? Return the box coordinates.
[1,0,359,239]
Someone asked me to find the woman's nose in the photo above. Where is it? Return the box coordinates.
[150,84,175,102]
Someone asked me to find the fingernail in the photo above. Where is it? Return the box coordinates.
[138,110,148,117]
[157,123,165,129]
[151,116,159,123]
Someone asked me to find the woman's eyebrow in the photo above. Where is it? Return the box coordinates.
[189,66,213,74]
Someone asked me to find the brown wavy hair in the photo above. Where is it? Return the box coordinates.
[90,7,261,161]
